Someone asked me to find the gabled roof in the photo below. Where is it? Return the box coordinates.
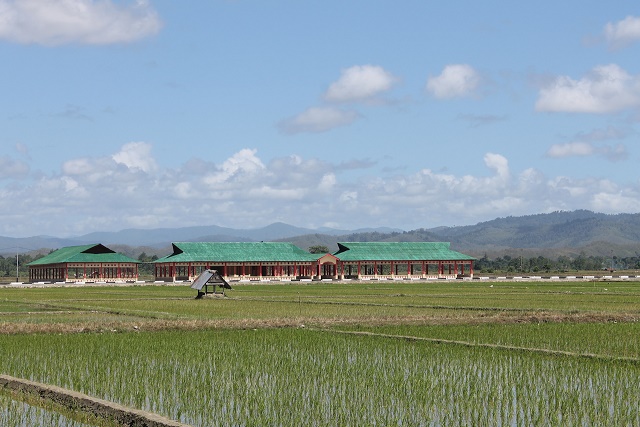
[190,269,232,291]
[334,242,475,261]
[27,244,139,266]
[155,242,319,263]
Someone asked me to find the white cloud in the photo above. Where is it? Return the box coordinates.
[62,158,94,175]
[546,141,629,162]
[112,141,157,173]
[426,64,481,99]
[278,107,359,134]
[172,182,193,200]
[599,144,628,162]
[2,145,640,236]
[317,173,336,193]
[592,191,640,212]
[280,65,395,135]
[535,64,640,113]
[339,191,357,203]
[604,15,640,49]
[0,156,29,179]
[575,125,628,142]
[484,153,510,181]
[203,148,265,186]
[324,65,397,103]
[546,142,594,158]
[546,125,630,161]
[458,114,507,128]
[15,142,30,158]
[0,0,162,45]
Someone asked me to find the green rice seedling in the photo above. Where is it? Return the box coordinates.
[0,329,637,426]
[3,281,639,333]
[0,282,638,425]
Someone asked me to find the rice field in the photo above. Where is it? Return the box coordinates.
[0,280,638,426]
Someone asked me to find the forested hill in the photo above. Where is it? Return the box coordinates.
[428,210,640,249]
[281,211,640,258]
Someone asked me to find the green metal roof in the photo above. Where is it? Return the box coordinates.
[27,244,139,266]
[155,242,319,263]
[334,242,475,261]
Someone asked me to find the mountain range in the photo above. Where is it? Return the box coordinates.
[3,210,640,259]
[0,223,400,255]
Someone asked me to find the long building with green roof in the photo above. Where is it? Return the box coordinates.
[154,241,474,282]
[154,242,323,281]
[27,244,139,283]
[334,242,475,279]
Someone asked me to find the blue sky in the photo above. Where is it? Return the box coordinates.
[2,1,640,237]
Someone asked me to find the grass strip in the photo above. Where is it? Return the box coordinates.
[323,329,640,364]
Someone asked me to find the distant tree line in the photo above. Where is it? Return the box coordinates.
[474,253,640,274]
[137,252,159,276]
[0,252,45,280]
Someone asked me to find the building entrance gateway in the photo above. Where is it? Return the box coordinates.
[317,253,339,279]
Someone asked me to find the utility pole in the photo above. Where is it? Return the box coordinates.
[16,249,19,283]
[610,250,614,271]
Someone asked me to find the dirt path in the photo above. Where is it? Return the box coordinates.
[0,374,191,427]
